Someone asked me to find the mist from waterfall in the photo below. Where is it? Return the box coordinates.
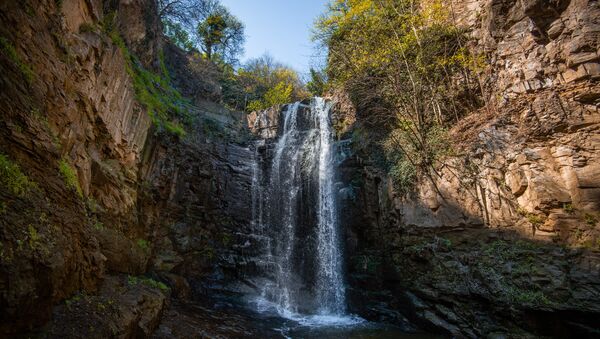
[250,98,358,326]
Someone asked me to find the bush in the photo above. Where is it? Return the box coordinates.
[136,239,150,251]
[127,275,169,292]
[79,22,96,33]
[584,213,598,227]
[59,158,83,197]
[0,153,35,196]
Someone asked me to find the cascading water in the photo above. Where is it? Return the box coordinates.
[251,98,358,326]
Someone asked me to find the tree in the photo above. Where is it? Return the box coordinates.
[314,0,483,191]
[163,20,195,51]
[197,7,244,63]
[306,68,327,96]
[237,54,308,111]
[158,0,244,64]
[158,0,218,27]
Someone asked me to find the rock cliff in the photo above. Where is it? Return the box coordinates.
[0,0,256,336]
[1,0,599,337]
[338,0,600,337]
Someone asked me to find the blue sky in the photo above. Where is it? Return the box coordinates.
[220,0,328,74]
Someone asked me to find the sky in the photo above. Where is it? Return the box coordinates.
[219,0,329,75]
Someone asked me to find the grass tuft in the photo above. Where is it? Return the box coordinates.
[59,158,83,198]
[127,275,169,292]
[0,154,35,196]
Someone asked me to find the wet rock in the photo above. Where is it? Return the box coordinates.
[43,275,167,339]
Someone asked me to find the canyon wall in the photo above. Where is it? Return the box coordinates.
[340,0,600,337]
[0,0,256,336]
[1,0,599,337]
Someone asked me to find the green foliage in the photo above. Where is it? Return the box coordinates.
[196,6,245,63]
[388,157,416,193]
[93,221,104,231]
[515,207,548,227]
[79,22,96,34]
[584,213,598,227]
[106,23,189,137]
[247,82,293,111]
[65,294,82,307]
[506,287,554,307]
[306,68,327,96]
[59,158,83,198]
[221,232,231,246]
[238,54,307,112]
[314,0,481,190]
[158,0,244,64]
[163,20,195,51]
[28,224,40,249]
[563,203,574,214]
[127,275,169,292]
[0,37,35,84]
[0,154,35,196]
[264,82,293,107]
[526,213,545,226]
[136,239,150,251]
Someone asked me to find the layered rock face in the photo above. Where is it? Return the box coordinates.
[340,0,600,337]
[0,0,256,336]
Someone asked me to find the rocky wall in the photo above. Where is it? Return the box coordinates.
[339,0,600,336]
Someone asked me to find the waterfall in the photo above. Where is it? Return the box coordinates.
[252,98,350,322]
[314,98,346,314]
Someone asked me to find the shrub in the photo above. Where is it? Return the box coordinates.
[584,213,598,227]
[59,158,83,197]
[28,224,40,249]
[506,287,554,307]
[127,275,169,292]
[93,221,104,230]
[526,213,545,226]
[563,203,574,214]
[79,22,96,33]
[0,153,35,196]
[136,239,150,251]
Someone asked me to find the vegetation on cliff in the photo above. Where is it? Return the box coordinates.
[104,13,190,137]
[314,0,483,191]
[158,0,307,112]
[0,154,36,197]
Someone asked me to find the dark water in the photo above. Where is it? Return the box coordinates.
[158,297,441,339]
[249,297,440,339]
[282,322,440,339]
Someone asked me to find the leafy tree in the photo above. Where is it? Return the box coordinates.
[314,0,483,191]
[238,54,308,111]
[159,0,244,64]
[197,7,244,63]
[306,68,327,96]
[163,20,195,51]
[158,0,218,27]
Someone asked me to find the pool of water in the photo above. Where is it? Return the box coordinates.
[157,296,441,339]
[285,323,440,339]
[246,297,440,339]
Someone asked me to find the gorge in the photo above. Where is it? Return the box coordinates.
[1,0,600,338]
